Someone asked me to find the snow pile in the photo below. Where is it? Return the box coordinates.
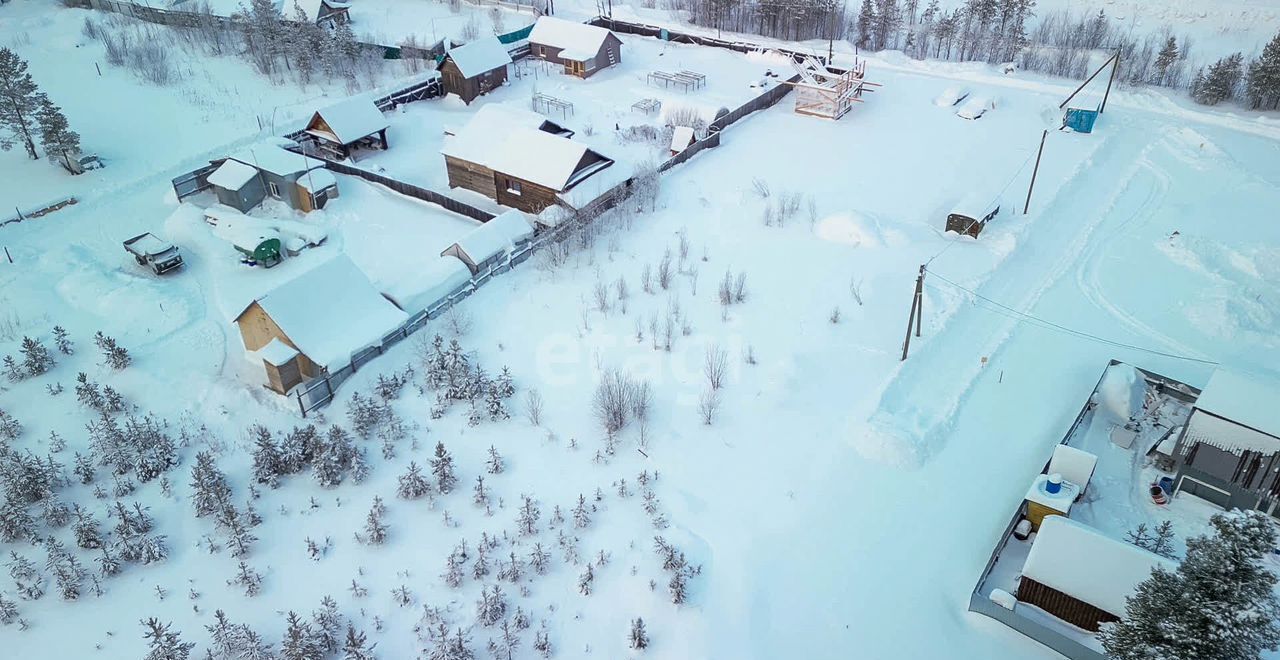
[815,212,883,248]
[1094,363,1143,425]
[849,415,924,469]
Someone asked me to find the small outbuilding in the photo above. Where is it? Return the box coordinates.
[304,97,389,160]
[945,193,1001,238]
[439,37,512,104]
[232,255,408,394]
[206,141,337,213]
[528,17,622,79]
[669,126,696,156]
[440,209,534,274]
[442,105,613,214]
[1016,516,1175,632]
[383,256,474,315]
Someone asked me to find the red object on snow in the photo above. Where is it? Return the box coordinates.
[1149,484,1169,505]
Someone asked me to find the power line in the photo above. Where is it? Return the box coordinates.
[925,147,1038,267]
[923,268,1220,365]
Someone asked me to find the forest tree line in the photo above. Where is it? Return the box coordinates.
[659,0,1280,109]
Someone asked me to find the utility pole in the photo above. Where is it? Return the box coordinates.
[901,264,925,361]
[1100,50,1120,113]
[1024,129,1048,215]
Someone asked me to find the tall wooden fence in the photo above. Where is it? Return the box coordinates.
[589,16,832,65]
[305,156,496,222]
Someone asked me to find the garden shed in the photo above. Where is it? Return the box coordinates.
[304,97,389,160]
[439,37,512,104]
[528,17,622,79]
[1016,516,1175,632]
[383,257,474,315]
[232,255,407,394]
[440,209,534,274]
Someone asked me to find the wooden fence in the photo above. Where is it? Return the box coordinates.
[590,17,832,65]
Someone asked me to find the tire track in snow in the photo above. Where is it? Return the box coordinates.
[853,122,1162,468]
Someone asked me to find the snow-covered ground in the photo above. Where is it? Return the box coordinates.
[3,1,1280,659]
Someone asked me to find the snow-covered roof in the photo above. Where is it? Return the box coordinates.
[446,210,533,265]
[207,159,260,190]
[296,168,337,192]
[1022,517,1175,618]
[205,204,329,247]
[1193,370,1280,439]
[528,17,612,54]
[1048,445,1097,490]
[442,105,613,191]
[558,46,597,61]
[1184,409,1280,455]
[308,97,388,145]
[236,255,408,369]
[445,37,513,78]
[670,126,695,151]
[288,0,348,22]
[230,142,327,178]
[382,256,473,315]
[259,337,299,367]
[1023,474,1079,514]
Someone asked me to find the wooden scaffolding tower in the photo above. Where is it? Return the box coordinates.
[786,55,880,120]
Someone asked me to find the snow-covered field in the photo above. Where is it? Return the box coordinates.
[3,0,1280,658]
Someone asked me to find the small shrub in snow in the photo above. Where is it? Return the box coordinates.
[52,326,72,355]
[0,592,16,625]
[364,497,388,545]
[704,345,728,391]
[629,617,649,650]
[577,563,594,596]
[0,409,21,441]
[524,389,544,426]
[229,561,263,597]
[430,442,457,494]
[397,461,431,499]
[343,625,374,660]
[476,584,507,626]
[93,332,131,370]
[19,336,54,376]
[829,306,842,324]
[698,388,721,425]
[141,618,194,660]
[2,356,23,383]
[517,495,541,537]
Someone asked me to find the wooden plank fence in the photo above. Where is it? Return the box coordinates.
[590,17,832,65]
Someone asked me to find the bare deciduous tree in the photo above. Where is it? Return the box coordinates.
[704,345,728,390]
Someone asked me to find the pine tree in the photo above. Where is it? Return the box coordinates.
[0,499,35,543]
[342,624,375,660]
[430,442,457,494]
[1152,36,1180,86]
[141,618,195,660]
[629,617,649,650]
[0,48,43,159]
[205,610,244,660]
[190,451,232,517]
[280,611,323,660]
[1193,52,1244,105]
[1150,520,1177,559]
[72,505,103,549]
[397,461,431,499]
[52,325,72,355]
[19,336,54,376]
[2,355,23,383]
[0,408,21,441]
[485,446,503,474]
[364,498,387,545]
[1246,31,1280,109]
[572,494,590,529]
[856,0,876,48]
[36,97,80,173]
[517,495,540,536]
[532,628,551,658]
[250,426,282,488]
[313,426,355,487]
[0,591,16,625]
[312,595,344,655]
[577,563,594,595]
[1100,511,1280,659]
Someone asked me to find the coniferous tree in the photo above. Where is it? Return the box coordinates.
[1099,511,1280,659]
[190,451,231,517]
[312,595,344,655]
[1246,31,1280,109]
[141,618,195,660]
[342,624,375,660]
[430,442,457,494]
[0,591,16,625]
[36,97,80,173]
[280,611,322,660]
[396,461,431,499]
[52,326,73,355]
[364,497,387,545]
[19,336,54,376]
[1152,35,1180,86]
[1192,52,1243,105]
[0,47,43,159]
[251,425,282,488]
[629,617,649,650]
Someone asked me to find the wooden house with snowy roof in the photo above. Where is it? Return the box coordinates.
[303,97,389,160]
[441,105,618,214]
[289,0,350,28]
[438,37,512,104]
[528,17,621,79]
[1016,516,1176,632]
[1170,370,1280,511]
[232,255,407,394]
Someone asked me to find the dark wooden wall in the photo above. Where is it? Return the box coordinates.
[1016,578,1117,632]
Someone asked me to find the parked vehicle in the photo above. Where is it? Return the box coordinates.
[956,95,996,120]
[123,233,184,275]
[934,86,970,107]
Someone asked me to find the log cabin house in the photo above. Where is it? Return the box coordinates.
[294,0,351,29]
[441,105,616,214]
[303,97,389,160]
[528,17,622,79]
[1016,516,1175,632]
[232,255,407,394]
[206,140,338,214]
[438,37,512,104]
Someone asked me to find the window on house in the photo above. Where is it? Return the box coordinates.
[506,179,522,195]
[267,181,280,198]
